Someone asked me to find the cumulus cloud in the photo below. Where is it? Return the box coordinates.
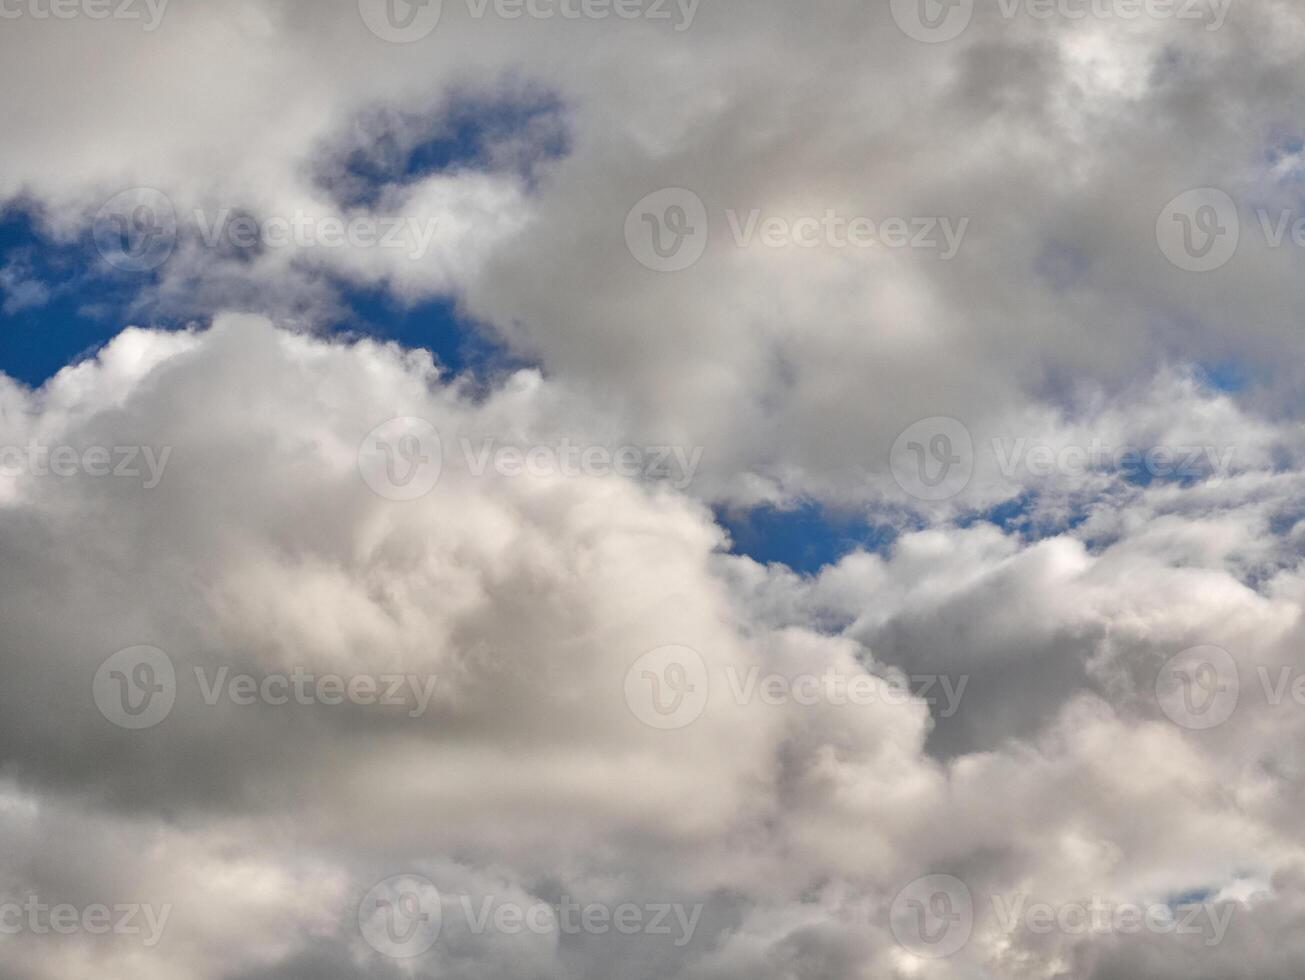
[0,317,1295,977]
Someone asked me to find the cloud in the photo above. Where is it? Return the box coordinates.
[0,317,1295,976]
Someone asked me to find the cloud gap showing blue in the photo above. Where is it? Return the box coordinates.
[715,501,898,574]
[320,88,570,209]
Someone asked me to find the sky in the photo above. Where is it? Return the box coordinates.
[3,1,1305,978]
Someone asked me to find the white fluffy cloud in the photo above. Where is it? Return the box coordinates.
[0,317,1296,977]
